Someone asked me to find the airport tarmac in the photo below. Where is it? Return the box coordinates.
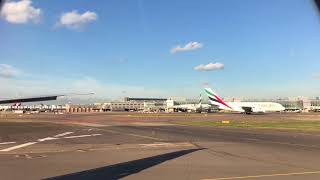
[1,113,320,180]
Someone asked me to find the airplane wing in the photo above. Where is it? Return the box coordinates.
[0,95,62,104]
[0,93,94,104]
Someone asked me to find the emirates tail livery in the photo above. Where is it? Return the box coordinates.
[204,87,285,114]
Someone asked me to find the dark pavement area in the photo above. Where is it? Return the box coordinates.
[0,113,320,179]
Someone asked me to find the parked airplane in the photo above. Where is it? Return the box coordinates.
[173,94,212,112]
[204,87,285,114]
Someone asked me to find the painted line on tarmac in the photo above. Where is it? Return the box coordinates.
[38,137,59,142]
[202,170,320,180]
[139,143,174,147]
[151,126,320,149]
[0,133,102,152]
[63,134,102,139]
[0,142,16,145]
[125,133,163,141]
[240,137,320,149]
[139,142,193,148]
[102,129,164,141]
[69,122,108,127]
[54,132,74,137]
[0,142,37,152]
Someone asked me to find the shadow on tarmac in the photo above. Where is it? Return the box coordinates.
[47,148,204,180]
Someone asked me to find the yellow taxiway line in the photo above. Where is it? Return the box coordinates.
[202,171,320,180]
[102,129,164,141]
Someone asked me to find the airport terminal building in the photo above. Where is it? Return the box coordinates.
[101,97,168,112]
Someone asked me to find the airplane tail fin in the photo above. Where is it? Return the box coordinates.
[204,87,232,110]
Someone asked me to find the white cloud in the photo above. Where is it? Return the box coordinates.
[0,64,20,78]
[171,42,203,54]
[194,62,224,71]
[57,10,97,30]
[1,0,41,24]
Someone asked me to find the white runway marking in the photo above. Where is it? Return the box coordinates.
[0,132,102,152]
[0,142,16,145]
[0,142,37,152]
[39,131,74,142]
[63,134,102,139]
[38,137,59,142]
[54,132,74,137]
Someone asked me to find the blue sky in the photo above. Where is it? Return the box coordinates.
[1,0,320,100]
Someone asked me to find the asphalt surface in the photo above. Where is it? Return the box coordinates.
[0,113,320,180]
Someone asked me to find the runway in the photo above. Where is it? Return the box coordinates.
[0,113,320,180]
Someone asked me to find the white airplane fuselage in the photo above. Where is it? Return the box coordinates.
[212,101,285,113]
